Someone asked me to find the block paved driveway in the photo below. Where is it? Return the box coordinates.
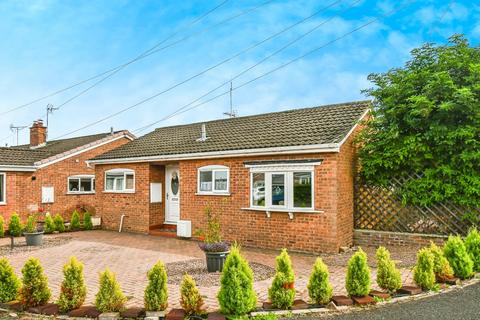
[0,231,417,311]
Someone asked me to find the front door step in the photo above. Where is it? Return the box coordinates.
[149,224,177,238]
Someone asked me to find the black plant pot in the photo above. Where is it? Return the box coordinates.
[205,251,229,272]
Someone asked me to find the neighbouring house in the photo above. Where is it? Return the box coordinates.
[89,101,370,253]
[0,120,134,223]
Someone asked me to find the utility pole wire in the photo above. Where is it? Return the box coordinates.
[52,0,344,139]
[134,0,416,134]
[1,0,271,117]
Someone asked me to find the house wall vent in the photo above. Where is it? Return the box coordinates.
[196,123,209,142]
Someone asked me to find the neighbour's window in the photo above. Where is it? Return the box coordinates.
[105,169,135,192]
[197,165,229,194]
[250,171,313,210]
[68,175,95,194]
[0,173,5,204]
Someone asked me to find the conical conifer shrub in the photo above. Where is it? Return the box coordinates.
[217,244,257,316]
[443,236,473,279]
[53,214,65,232]
[307,257,333,305]
[428,242,453,280]
[58,257,87,312]
[70,211,81,231]
[8,213,22,237]
[83,212,93,230]
[180,273,204,316]
[268,248,295,309]
[376,246,402,293]
[19,258,51,307]
[0,258,20,303]
[44,215,55,234]
[0,216,4,238]
[144,261,168,311]
[345,248,371,297]
[95,269,126,312]
[465,227,480,272]
[413,248,436,290]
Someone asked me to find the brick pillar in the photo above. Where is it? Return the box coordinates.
[30,120,47,147]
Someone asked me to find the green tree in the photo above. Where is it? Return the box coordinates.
[180,274,204,316]
[0,258,20,303]
[444,236,474,279]
[465,227,480,272]
[57,257,87,313]
[217,244,257,316]
[268,249,295,309]
[144,261,168,311]
[18,258,51,307]
[376,247,402,293]
[53,214,65,232]
[8,213,23,237]
[428,242,454,280]
[44,215,55,234]
[357,35,480,210]
[70,211,81,231]
[83,212,93,230]
[25,215,36,233]
[413,248,436,290]
[0,216,4,237]
[95,269,126,312]
[345,248,371,297]
[307,257,333,305]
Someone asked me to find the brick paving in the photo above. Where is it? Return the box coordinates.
[0,231,417,311]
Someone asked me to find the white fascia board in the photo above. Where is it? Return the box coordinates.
[337,108,370,148]
[0,165,37,172]
[35,133,133,169]
[87,143,340,165]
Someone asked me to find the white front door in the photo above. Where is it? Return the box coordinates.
[165,165,180,224]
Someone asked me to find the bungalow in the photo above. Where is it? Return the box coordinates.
[0,120,134,222]
[89,101,370,253]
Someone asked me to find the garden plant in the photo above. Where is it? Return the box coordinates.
[464,227,480,272]
[443,236,474,279]
[8,213,23,237]
[18,257,51,307]
[413,248,436,291]
[44,215,55,234]
[0,258,20,303]
[428,242,454,281]
[83,212,93,230]
[268,248,296,309]
[70,211,81,231]
[217,244,257,316]
[307,257,333,305]
[0,216,4,237]
[180,273,205,316]
[144,260,168,311]
[57,257,87,313]
[53,214,65,232]
[25,215,36,233]
[376,246,402,293]
[345,248,371,297]
[95,269,126,312]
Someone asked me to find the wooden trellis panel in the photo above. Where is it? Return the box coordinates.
[354,175,479,236]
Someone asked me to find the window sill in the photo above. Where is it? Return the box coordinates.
[195,192,231,196]
[103,190,135,194]
[66,192,95,195]
[241,207,324,219]
[0,202,6,206]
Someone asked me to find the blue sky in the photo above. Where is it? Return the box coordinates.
[0,0,478,145]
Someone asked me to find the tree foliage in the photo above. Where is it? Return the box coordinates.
[95,269,126,312]
[268,249,295,309]
[0,216,4,238]
[307,257,333,305]
[144,261,168,311]
[18,258,51,307]
[70,211,81,231]
[83,212,93,230]
[358,35,480,210]
[465,227,480,272]
[345,248,371,297]
[413,248,436,290]
[444,235,474,279]
[428,242,454,280]
[0,258,20,303]
[53,214,65,232]
[8,213,23,237]
[44,215,55,234]
[58,257,87,313]
[375,247,402,293]
[180,274,204,316]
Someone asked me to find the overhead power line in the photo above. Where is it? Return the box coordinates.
[52,0,345,139]
[134,0,416,134]
[0,0,273,117]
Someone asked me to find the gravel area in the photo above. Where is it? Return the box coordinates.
[0,234,72,257]
[165,259,275,287]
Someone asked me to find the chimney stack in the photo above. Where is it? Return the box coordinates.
[30,120,47,147]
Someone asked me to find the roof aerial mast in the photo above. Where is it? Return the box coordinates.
[223,81,237,118]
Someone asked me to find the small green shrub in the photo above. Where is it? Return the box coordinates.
[0,216,4,238]
[376,246,402,293]
[25,215,36,233]
[0,258,20,303]
[180,273,204,316]
[251,314,278,320]
[44,215,55,234]
[8,213,23,237]
[70,211,81,231]
[57,257,87,313]
[18,258,51,307]
[95,269,126,312]
[465,227,480,272]
[218,244,257,316]
[428,242,454,279]
[268,249,295,309]
[83,212,93,230]
[144,261,168,311]
[443,236,474,279]
[413,248,436,290]
[307,257,333,305]
[345,248,371,297]
[53,214,65,232]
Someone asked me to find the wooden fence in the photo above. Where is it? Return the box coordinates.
[354,175,479,236]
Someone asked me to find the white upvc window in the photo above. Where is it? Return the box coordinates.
[249,165,315,211]
[197,165,229,195]
[68,175,95,194]
[105,169,135,192]
[0,172,6,205]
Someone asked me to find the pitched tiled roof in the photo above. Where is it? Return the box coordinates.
[93,101,370,161]
[0,131,128,167]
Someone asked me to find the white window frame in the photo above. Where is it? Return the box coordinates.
[197,165,230,195]
[248,165,315,211]
[104,169,135,193]
[0,172,6,205]
[67,175,95,194]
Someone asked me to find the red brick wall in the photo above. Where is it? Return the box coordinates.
[0,136,131,224]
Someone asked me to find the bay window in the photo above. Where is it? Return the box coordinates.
[197,165,229,195]
[68,175,95,194]
[105,169,135,192]
[0,173,5,204]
